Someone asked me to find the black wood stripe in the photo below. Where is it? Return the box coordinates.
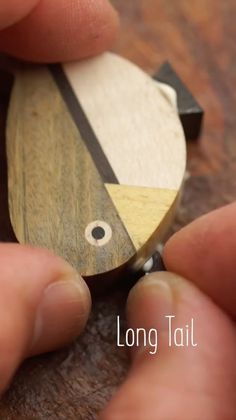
[50,64,118,185]
[0,70,17,242]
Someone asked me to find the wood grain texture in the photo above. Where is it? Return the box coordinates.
[1,0,236,418]
[7,66,135,278]
[6,55,185,282]
[105,184,177,250]
[63,53,185,190]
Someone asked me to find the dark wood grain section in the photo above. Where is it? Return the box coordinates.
[7,66,134,278]
[1,0,236,418]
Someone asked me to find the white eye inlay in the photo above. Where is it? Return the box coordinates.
[85,221,112,247]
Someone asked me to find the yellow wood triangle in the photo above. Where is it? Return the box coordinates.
[105,184,177,250]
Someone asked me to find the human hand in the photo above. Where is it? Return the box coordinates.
[2,4,235,418]
[0,0,119,62]
[100,203,236,420]
[0,0,118,393]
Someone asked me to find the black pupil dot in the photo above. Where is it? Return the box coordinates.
[91,226,106,240]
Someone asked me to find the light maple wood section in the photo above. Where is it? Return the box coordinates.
[63,52,186,190]
[105,184,177,250]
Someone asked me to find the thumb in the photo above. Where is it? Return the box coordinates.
[0,244,91,393]
[100,272,236,420]
[0,0,39,30]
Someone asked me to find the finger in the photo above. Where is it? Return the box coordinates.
[163,202,236,319]
[100,272,236,420]
[0,0,39,30]
[0,0,119,62]
[0,243,91,393]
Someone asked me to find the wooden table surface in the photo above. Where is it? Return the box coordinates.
[1,0,236,418]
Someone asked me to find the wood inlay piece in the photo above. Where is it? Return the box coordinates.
[6,66,135,277]
[63,53,186,190]
[105,184,178,250]
[6,53,186,285]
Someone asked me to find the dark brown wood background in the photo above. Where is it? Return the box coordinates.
[1,0,236,418]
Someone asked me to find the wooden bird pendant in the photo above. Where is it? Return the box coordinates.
[5,53,186,290]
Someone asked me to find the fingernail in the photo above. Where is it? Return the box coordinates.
[31,271,91,354]
[127,272,175,332]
